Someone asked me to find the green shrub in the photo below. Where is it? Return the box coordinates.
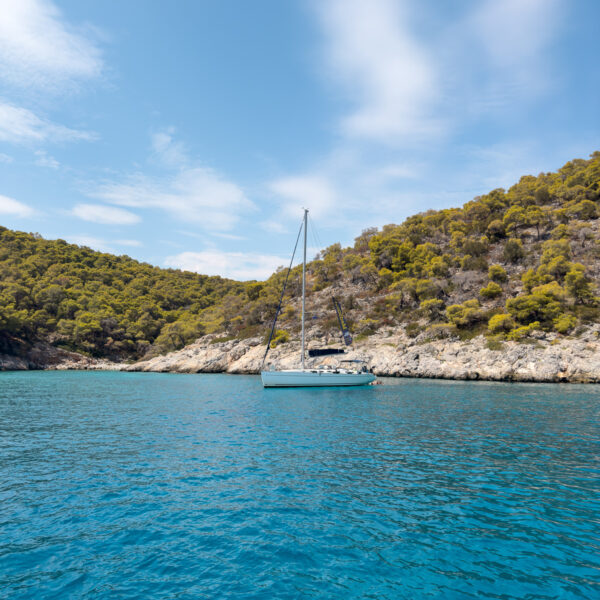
[420,298,445,319]
[543,255,571,280]
[553,314,577,334]
[521,269,539,293]
[377,268,394,289]
[461,255,488,271]
[480,282,503,299]
[507,321,540,341]
[210,335,236,345]
[463,239,488,257]
[540,239,571,264]
[270,329,289,348]
[568,200,597,219]
[427,256,449,278]
[551,224,569,239]
[415,278,441,300]
[246,282,263,300]
[506,282,565,327]
[488,313,515,333]
[488,264,508,283]
[446,299,484,327]
[503,238,525,263]
[486,219,506,240]
[565,264,595,304]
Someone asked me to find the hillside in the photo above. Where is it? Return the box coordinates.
[0,233,243,359]
[1,151,599,366]
[213,151,600,348]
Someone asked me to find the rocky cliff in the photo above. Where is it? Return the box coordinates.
[124,329,600,383]
[4,329,600,382]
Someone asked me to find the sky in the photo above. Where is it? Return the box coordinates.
[0,0,598,280]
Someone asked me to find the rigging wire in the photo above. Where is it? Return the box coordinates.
[307,213,325,257]
[260,216,304,369]
[307,213,348,346]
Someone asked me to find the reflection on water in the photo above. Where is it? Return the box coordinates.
[1,372,599,599]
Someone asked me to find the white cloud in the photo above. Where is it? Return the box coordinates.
[92,139,254,230]
[471,0,559,71]
[461,0,561,104]
[115,239,142,247]
[65,235,111,252]
[315,0,438,143]
[34,149,59,169]
[0,152,13,163]
[0,101,95,144]
[89,129,254,231]
[63,235,142,252]
[151,128,188,168]
[376,163,420,180]
[165,250,288,281]
[261,220,288,235]
[0,1,102,151]
[0,194,34,217]
[72,203,141,225]
[269,175,338,221]
[0,0,103,92]
[262,0,566,242]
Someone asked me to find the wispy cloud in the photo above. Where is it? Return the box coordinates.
[115,239,142,247]
[34,149,59,169]
[165,250,288,281]
[453,0,562,112]
[315,0,438,143]
[0,100,95,144]
[72,203,141,225]
[65,235,111,252]
[261,220,288,235]
[91,131,255,231]
[0,152,13,163]
[0,194,34,217]
[150,128,188,168]
[0,1,102,154]
[94,169,253,230]
[314,0,562,145]
[0,0,103,92]
[470,0,560,77]
[269,175,338,221]
[63,235,142,253]
[263,0,567,241]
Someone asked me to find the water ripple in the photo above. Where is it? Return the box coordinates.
[1,372,599,599]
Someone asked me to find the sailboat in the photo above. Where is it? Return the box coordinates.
[261,209,376,388]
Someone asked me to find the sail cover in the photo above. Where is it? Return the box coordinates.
[308,348,345,357]
[332,296,353,346]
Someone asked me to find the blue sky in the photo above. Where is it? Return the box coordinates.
[0,0,598,280]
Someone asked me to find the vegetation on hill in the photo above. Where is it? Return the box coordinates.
[0,233,243,358]
[217,151,600,346]
[1,151,599,361]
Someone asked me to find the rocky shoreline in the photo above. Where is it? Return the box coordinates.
[5,328,600,383]
[0,342,123,372]
[125,328,600,383]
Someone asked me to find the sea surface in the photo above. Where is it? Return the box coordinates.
[1,372,599,599]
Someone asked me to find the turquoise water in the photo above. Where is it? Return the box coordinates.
[1,372,599,599]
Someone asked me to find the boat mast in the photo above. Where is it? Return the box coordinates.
[301,208,308,369]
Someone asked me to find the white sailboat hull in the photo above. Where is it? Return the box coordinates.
[261,369,376,388]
